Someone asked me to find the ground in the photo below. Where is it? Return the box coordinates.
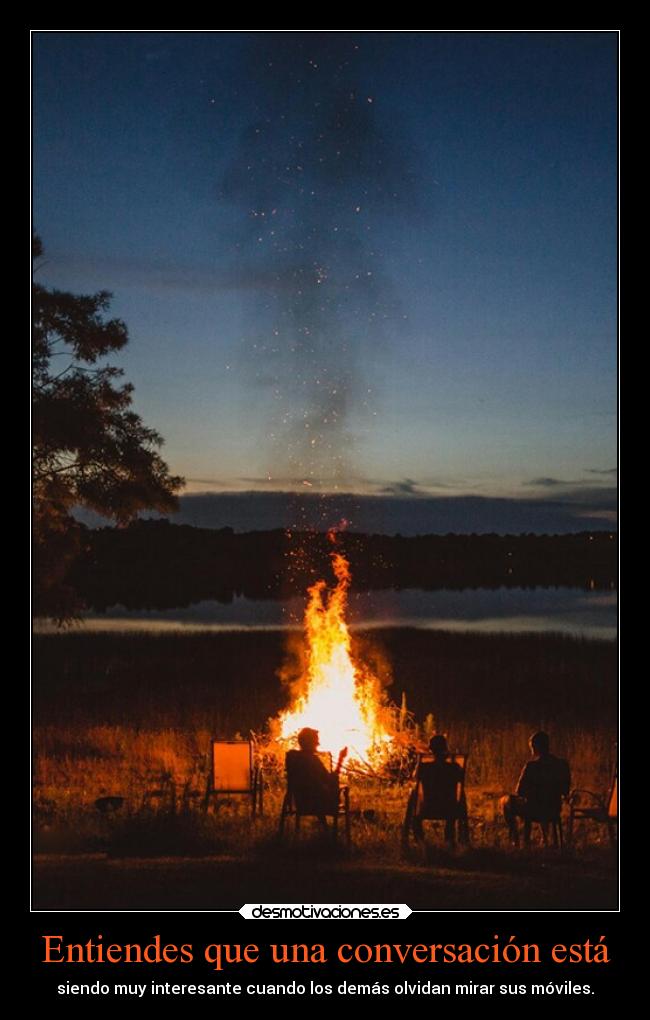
[32,628,617,911]
[33,824,617,912]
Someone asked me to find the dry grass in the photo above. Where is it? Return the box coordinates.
[33,627,616,857]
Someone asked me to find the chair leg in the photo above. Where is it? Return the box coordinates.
[607,820,617,847]
[402,790,416,849]
[556,818,563,850]
[567,811,574,846]
[443,817,455,846]
[458,792,469,845]
[458,805,470,846]
[279,793,290,836]
[203,776,212,814]
[502,795,520,847]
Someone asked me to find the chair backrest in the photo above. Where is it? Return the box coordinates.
[415,751,467,819]
[211,740,253,793]
[317,750,333,771]
[607,763,618,819]
[418,751,467,774]
[285,748,338,814]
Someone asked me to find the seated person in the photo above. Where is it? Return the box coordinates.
[285,727,347,822]
[501,731,571,846]
[413,734,467,844]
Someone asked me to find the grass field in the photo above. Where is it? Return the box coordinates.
[32,627,617,909]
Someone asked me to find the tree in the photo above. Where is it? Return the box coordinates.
[32,236,184,619]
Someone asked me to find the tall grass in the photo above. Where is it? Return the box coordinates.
[33,628,616,853]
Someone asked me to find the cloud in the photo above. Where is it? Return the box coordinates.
[75,490,617,536]
[171,492,617,534]
[188,475,463,498]
[547,486,617,508]
[586,467,618,475]
[239,476,326,488]
[525,477,567,488]
[525,473,617,493]
[523,475,616,509]
[379,478,421,495]
[574,509,618,522]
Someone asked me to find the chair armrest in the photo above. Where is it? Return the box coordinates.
[401,787,418,836]
[568,789,606,809]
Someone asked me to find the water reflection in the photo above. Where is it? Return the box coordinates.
[38,587,618,639]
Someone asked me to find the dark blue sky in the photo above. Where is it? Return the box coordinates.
[33,31,617,531]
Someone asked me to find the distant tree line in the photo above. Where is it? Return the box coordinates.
[63,520,618,614]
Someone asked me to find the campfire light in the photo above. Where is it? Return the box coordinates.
[276,538,393,764]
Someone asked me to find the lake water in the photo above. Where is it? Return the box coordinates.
[53,586,617,640]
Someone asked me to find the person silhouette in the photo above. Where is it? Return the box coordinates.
[412,734,468,845]
[501,731,571,847]
[284,728,347,827]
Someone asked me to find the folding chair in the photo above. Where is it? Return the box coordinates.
[204,740,263,817]
[279,750,351,844]
[567,760,617,846]
[402,751,470,847]
[523,811,564,848]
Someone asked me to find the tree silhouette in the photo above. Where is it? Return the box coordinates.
[32,236,184,619]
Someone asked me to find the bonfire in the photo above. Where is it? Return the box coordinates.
[272,532,415,773]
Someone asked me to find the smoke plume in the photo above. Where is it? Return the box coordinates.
[221,33,419,504]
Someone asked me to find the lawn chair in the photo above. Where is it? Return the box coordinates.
[501,784,567,849]
[567,760,617,846]
[279,749,351,844]
[523,810,564,848]
[204,739,263,817]
[402,751,470,847]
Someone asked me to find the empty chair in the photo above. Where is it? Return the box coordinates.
[568,760,617,846]
[204,739,263,817]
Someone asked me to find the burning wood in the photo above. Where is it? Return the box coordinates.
[271,535,408,769]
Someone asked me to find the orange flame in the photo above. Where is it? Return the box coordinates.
[276,548,392,762]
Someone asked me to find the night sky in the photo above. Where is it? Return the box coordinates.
[33,31,617,533]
